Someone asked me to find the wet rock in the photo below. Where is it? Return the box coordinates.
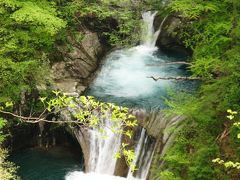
[132,109,184,139]
[154,15,181,47]
[154,15,191,55]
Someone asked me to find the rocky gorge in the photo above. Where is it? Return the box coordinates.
[52,11,192,179]
[9,7,193,180]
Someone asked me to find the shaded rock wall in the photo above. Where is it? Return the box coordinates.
[5,122,82,155]
[52,29,105,94]
[132,109,185,179]
[154,15,192,56]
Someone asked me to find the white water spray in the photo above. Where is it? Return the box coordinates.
[127,128,155,180]
[65,172,126,180]
[87,118,122,174]
[141,11,162,47]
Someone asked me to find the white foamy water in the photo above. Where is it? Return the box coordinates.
[65,172,126,180]
[87,117,122,174]
[92,45,168,98]
[90,11,169,99]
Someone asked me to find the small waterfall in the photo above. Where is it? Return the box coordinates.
[87,118,122,174]
[87,11,175,108]
[127,128,156,180]
[141,11,167,48]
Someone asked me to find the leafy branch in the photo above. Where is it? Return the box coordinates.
[0,91,139,171]
[213,109,240,170]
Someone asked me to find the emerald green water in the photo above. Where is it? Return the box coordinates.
[9,147,83,180]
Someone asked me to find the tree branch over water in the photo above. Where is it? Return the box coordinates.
[147,76,201,81]
[0,109,86,125]
[146,61,193,66]
[0,94,138,131]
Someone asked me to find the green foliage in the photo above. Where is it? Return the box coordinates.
[0,0,66,101]
[38,92,138,170]
[212,110,240,171]
[0,0,66,58]
[117,143,137,172]
[151,0,240,179]
[0,116,18,179]
[170,0,218,19]
[0,57,49,102]
[213,158,240,169]
[64,0,142,46]
[0,118,7,143]
[0,148,19,180]
[151,92,224,179]
[157,170,181,180]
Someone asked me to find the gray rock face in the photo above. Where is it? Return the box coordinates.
[51,29,103,94]
[132,109,185,179]
[73,127,91,172]
[132,110,184,145]
[155,15,183,48]
[153,14,191,56]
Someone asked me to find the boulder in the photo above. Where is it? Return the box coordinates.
[51,29,104,94]
[154,15,191,55]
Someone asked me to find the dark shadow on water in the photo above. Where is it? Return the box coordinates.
[9,146,83,180]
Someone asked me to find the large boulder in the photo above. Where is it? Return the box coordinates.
[51,29,104,94]
[155,16,182,47]
[154,15,191,55]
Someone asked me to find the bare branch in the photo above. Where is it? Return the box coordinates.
[0,110,123,131]
[39,108,48,119]
[146,61,193,66]
[0,110,76,124]
[147,76,201,81]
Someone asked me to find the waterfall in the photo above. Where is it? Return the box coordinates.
[141,11,167,48]
[87,118,122,174]
[67,11,190,180]
[127,128,156,180]
[71,111,122,175]
[87,11,175,109]
[85,12,166,176]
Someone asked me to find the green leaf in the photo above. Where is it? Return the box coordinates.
[5,101,13,108]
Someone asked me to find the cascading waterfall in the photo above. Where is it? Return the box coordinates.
[87,118,122,174]
[141,11,167,48]
[84,11,164,179]
[127,128,156,180]
[86,11,180,109]
[66,11,192,180]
